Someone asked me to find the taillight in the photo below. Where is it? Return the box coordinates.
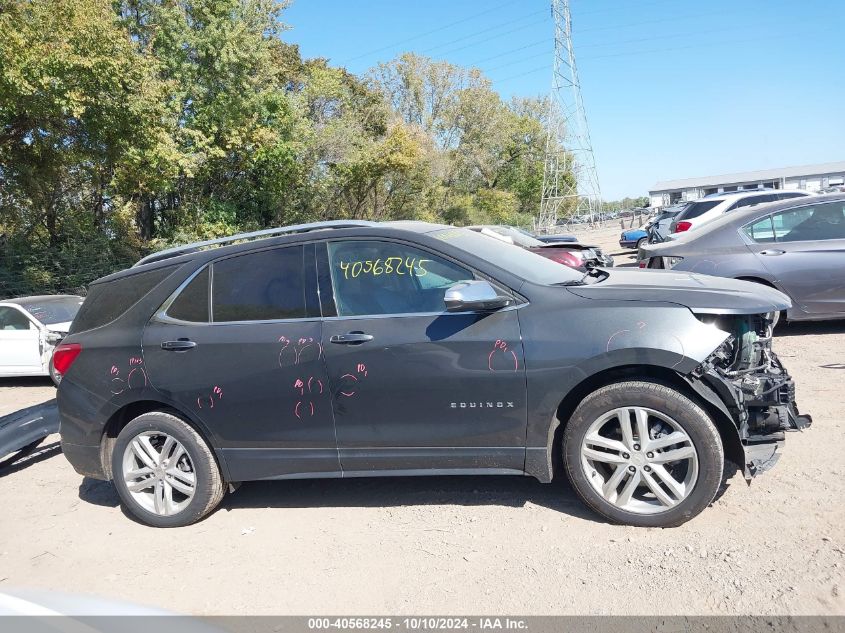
[557,251,583,269]
[674,221,692,232]
[53,343,82,375]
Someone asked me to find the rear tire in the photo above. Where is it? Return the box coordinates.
[563,380,723,527]
[112,412,225,527]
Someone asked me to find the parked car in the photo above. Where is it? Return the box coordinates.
[819,185,845,194]
[0,295,83,385]
[467,225,613,268]
[646,203,688,244]
[619,227,648,250]
[56,220,808,528]
[533,233,578,243]
[668,190,812,237]
[640,193,845,321]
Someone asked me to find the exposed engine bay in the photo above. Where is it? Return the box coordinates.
[692,312,812,479]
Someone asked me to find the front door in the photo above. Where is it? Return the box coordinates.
[746,201,845,318]
[143,243,340,480]
[316,239,527,475]
[0,307,43,374]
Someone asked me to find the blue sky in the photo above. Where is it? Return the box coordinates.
[282,0,844,199]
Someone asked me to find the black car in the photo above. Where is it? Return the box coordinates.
[55,221,809,528]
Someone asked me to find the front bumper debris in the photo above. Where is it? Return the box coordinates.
[695,347,810,481]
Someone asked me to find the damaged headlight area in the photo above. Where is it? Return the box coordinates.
[693,312,812,478]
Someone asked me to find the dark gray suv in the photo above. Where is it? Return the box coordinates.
[55,221,810,527]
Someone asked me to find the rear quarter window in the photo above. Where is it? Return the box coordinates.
[69,265,177,334]
[676,200,720,220]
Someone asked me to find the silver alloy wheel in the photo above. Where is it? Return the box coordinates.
[122,431,196,516]
[580,406,699,515]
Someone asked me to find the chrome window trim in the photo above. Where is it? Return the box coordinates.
[320,302,525,322]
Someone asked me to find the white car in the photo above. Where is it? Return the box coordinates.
[667,189,812,238]
[0,295,83,384]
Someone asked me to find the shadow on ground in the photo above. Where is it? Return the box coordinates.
[0,376,54,388]
[221,475,598,521]
[0,440,61,476]
[79,473,601,522]
[775,319,845,337]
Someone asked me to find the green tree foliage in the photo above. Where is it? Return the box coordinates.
[0,1,563,297]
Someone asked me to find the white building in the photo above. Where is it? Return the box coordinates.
[649,160,845,207]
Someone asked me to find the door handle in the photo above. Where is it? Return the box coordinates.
[759,249,786,256]
[161,339,197,351]
[330,333,374,344]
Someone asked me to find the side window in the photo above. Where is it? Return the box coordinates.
[326,240,473,316]
[167,267,210,322]
[779,203,845,242]
[743,217,776,243]
[0,307,33,331]
[211,246,306,322]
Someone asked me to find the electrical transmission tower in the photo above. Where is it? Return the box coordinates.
[538,0,602,230]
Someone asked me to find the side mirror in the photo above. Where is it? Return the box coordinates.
[444,280,511,313]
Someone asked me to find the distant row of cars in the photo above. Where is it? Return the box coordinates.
[639,192,845,321]
[467,225,614,269]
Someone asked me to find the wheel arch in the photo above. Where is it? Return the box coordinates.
[99,400,229,482]
[529,364,743,483]
[735,275,777,289]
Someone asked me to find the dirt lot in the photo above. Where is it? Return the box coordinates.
[0,265,843,616]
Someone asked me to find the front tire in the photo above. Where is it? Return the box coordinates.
[112,412,225,527]
[563,380,723,527]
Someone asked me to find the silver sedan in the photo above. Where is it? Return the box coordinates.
[639,193,845,321]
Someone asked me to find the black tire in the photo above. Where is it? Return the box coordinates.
[112,412,225,527]
[635,237,647,250]
[562,380,724,527]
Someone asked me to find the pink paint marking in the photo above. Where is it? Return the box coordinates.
[339,373,358,397]
[295,401,302,419]
[126,367,148,389]
[510,350,518,370]
[606,329,631,353]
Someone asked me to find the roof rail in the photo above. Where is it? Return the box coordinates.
[133,220,378,267]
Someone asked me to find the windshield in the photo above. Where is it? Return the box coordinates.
[431,228,583,284]
[18,296,83,325]
[486,226,545,248]
[675,200,721,220]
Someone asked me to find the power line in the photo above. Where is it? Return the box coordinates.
[344,0,521,63]
[418,16,548,59]
[490,25,834,85]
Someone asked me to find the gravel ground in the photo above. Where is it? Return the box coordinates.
[0,282,843,616]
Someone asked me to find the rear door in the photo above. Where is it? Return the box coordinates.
[317,239,528,475]
[142,243,340,480]
[0,306,43,374]
[744,200,845,317]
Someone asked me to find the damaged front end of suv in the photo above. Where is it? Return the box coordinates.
[691,312,812,478]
